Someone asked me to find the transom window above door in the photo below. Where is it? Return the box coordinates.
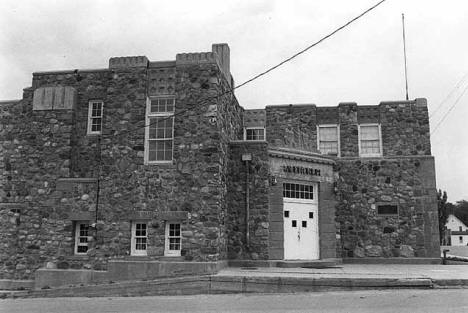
[283,183,315,200]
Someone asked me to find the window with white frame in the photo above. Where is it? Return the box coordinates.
[165,222,181,256]
[359,124,382,157]
[74,222,90,255]
[244,127,265,141]
[87,101,103,135]
[131,221,148,256]
[317,125,339,156]
[145,97,174,163]
[460,236,464,244]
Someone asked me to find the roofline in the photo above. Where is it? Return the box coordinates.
[33,68,109,76]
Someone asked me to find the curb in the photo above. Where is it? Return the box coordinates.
[0,275,439,299]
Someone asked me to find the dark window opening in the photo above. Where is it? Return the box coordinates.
[309,212,313,219]
[292,220,297,227]
[302,221,307,228]
[284,211,289,218]
[377,204,398,215]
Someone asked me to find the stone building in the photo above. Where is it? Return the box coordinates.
[0,43,440,282]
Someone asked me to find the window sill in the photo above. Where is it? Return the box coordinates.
[145,161,175,166]
[71,254,89,259]
[359,154,383,158]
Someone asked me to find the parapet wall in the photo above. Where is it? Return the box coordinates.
[263,98,431,157]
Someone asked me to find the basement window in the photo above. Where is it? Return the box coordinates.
[131,222,148,256]
[165,222,181,256]
[74,222,90,255]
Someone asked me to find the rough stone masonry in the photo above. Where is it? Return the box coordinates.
[0,43,439,280]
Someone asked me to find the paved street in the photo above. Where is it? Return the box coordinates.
[1,289,467,313]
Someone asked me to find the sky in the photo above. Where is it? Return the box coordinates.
[1,0,467,202]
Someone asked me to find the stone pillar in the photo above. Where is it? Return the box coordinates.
[338,102,358,157]
[318,181,338,259]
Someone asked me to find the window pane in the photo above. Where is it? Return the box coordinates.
[246,128,265,140]
[91,118,102,132]
[360,125,379,140]
[150,98,175,113]
[361,140,380,154]
[319,126,337,141]
[77,246,88,253]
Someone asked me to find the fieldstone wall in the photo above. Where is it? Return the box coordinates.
[379,99,431,156]
[226,141,270,260]
[266,105,317,152]
[0,86,77,278]
[335,156,440,258]
[0,48,243,278]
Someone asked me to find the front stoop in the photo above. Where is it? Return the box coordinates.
[33,260,228,289]
[342,258,442,264]
[228,259,341,268]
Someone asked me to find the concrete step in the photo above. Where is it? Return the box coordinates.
[3,274,438,299]
[228,259,341,269]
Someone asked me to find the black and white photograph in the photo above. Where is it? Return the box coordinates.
[1,0,468,312]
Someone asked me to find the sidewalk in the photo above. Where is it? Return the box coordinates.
[2,264,467,298]
[217,264,468,280]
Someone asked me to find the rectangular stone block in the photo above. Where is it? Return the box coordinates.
[269,248,283,260]
[269,232,283,241]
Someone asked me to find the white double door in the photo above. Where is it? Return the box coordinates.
[283,199,319,260]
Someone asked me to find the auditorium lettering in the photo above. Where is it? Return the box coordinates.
[282,165,321,176]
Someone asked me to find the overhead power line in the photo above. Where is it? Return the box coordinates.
[429,72,468,119]
[100,0,389,141]
[431,82,468,135]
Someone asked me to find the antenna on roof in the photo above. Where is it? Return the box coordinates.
[402,13,409,100]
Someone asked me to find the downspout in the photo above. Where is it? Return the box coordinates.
[245,159,250,249]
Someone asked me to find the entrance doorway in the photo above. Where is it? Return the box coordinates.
[283,183,319,260]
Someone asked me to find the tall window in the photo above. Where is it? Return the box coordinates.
[74,222,90,255]
[145,97,174,163]
[131,222,148,256]
[87,101,103,135]
[165,222,181,256]
[317,125,339,156]
[359,124,382,157]
[244,127,265,141]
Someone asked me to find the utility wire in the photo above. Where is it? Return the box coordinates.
[5,0,389,208]
[236,0,388,90]
[429,72,468,119]
[99,0,388,141]
[431,82,468,135]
